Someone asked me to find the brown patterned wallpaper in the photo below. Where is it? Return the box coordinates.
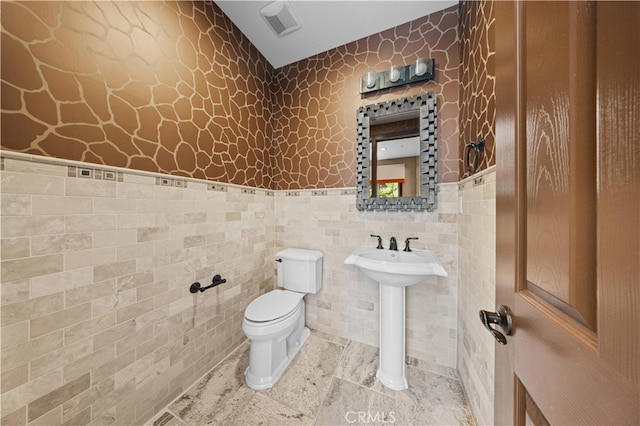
[1,1,274,188]
[1,1,460,189]
[271,6,460,188]
[458,0,496,179]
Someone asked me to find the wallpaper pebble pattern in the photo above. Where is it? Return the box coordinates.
[458,0,496,179]
[1,1,460,189]
[271,7,460,188]
[1,1,274,188]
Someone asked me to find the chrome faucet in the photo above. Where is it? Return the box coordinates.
[389,236,398,251]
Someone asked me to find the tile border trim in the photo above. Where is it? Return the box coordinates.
[457,165,495,190]
[0,150,455,198]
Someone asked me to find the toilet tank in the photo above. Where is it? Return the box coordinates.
[276,248,323,294]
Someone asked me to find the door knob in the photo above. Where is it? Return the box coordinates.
[479,305,513,345]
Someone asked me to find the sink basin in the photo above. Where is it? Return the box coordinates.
[344,245,448,287]
[344,245,448,391]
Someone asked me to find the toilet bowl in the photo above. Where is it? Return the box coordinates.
[242,290,309,390]
[242,248,323,390]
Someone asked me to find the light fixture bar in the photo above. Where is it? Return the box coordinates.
[360,58,435,94]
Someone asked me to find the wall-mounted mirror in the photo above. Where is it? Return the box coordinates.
[356,93,438,211]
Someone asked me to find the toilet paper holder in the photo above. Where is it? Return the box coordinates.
[190,274,227,293]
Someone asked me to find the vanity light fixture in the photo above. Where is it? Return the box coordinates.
[360,58,435,94]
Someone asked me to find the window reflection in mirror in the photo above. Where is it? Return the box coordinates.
[369,112,420,198]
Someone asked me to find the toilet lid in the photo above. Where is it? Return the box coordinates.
[245,290,304,322]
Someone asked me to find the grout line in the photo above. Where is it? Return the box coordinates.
[312,338,352,424]
[146,339,250,425]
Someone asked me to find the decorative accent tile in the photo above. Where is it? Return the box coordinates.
[78,168,93,179]
[241,188,255,195]
[103,171,116,181]
[157,177,172,187]
[208,183,227,192]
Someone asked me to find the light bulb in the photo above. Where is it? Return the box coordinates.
[389,65,402,83]
[364,71,377,89]
[415,59,428,76]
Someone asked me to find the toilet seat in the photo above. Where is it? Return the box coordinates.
[244,290,304,323]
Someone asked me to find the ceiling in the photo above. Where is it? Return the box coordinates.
[213,1,458,69]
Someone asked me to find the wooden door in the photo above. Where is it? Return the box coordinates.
[494,1,639,424]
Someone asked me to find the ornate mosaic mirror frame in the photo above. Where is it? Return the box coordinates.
[356,92,438,211]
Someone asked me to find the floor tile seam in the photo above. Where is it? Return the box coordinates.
[453,376,478,426]
[312,331,351,349]
[166,408,188,425]
[252,389,313,422]
[312,375,337,426]
[309,338,354,423]
[226,336,345,423]
[328,339,401,401]
[406,363,464,383]
[148,340,250,425]
[333,374,400,403]
[329,338,353,385]
[309,338,353,424]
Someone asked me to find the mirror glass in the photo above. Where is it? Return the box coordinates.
[356,93,438,211]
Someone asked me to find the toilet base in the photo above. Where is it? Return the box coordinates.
[244,327,310,390]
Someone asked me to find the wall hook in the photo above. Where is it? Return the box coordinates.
[465,137,485,175]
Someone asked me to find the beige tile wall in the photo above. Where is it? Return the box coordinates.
[274,184,460,371]
[0,153,275,425]
[456,167,496,425]
[1,153,461,425]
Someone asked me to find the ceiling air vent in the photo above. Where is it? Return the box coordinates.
[260,1,301,37]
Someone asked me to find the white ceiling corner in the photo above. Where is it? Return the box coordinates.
[213,1,459,69]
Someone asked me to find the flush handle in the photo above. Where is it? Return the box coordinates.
[479,305,513,345]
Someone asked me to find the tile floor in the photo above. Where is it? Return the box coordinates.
[149,331,475,426]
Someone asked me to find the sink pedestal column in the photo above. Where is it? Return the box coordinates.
[377,283,408,390]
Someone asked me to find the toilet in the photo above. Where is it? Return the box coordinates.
[242,248,323,390]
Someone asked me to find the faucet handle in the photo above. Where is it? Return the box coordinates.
[403,237,419,252]
[370,234,384,249]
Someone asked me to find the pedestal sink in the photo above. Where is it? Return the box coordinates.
[344,245,448,390]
